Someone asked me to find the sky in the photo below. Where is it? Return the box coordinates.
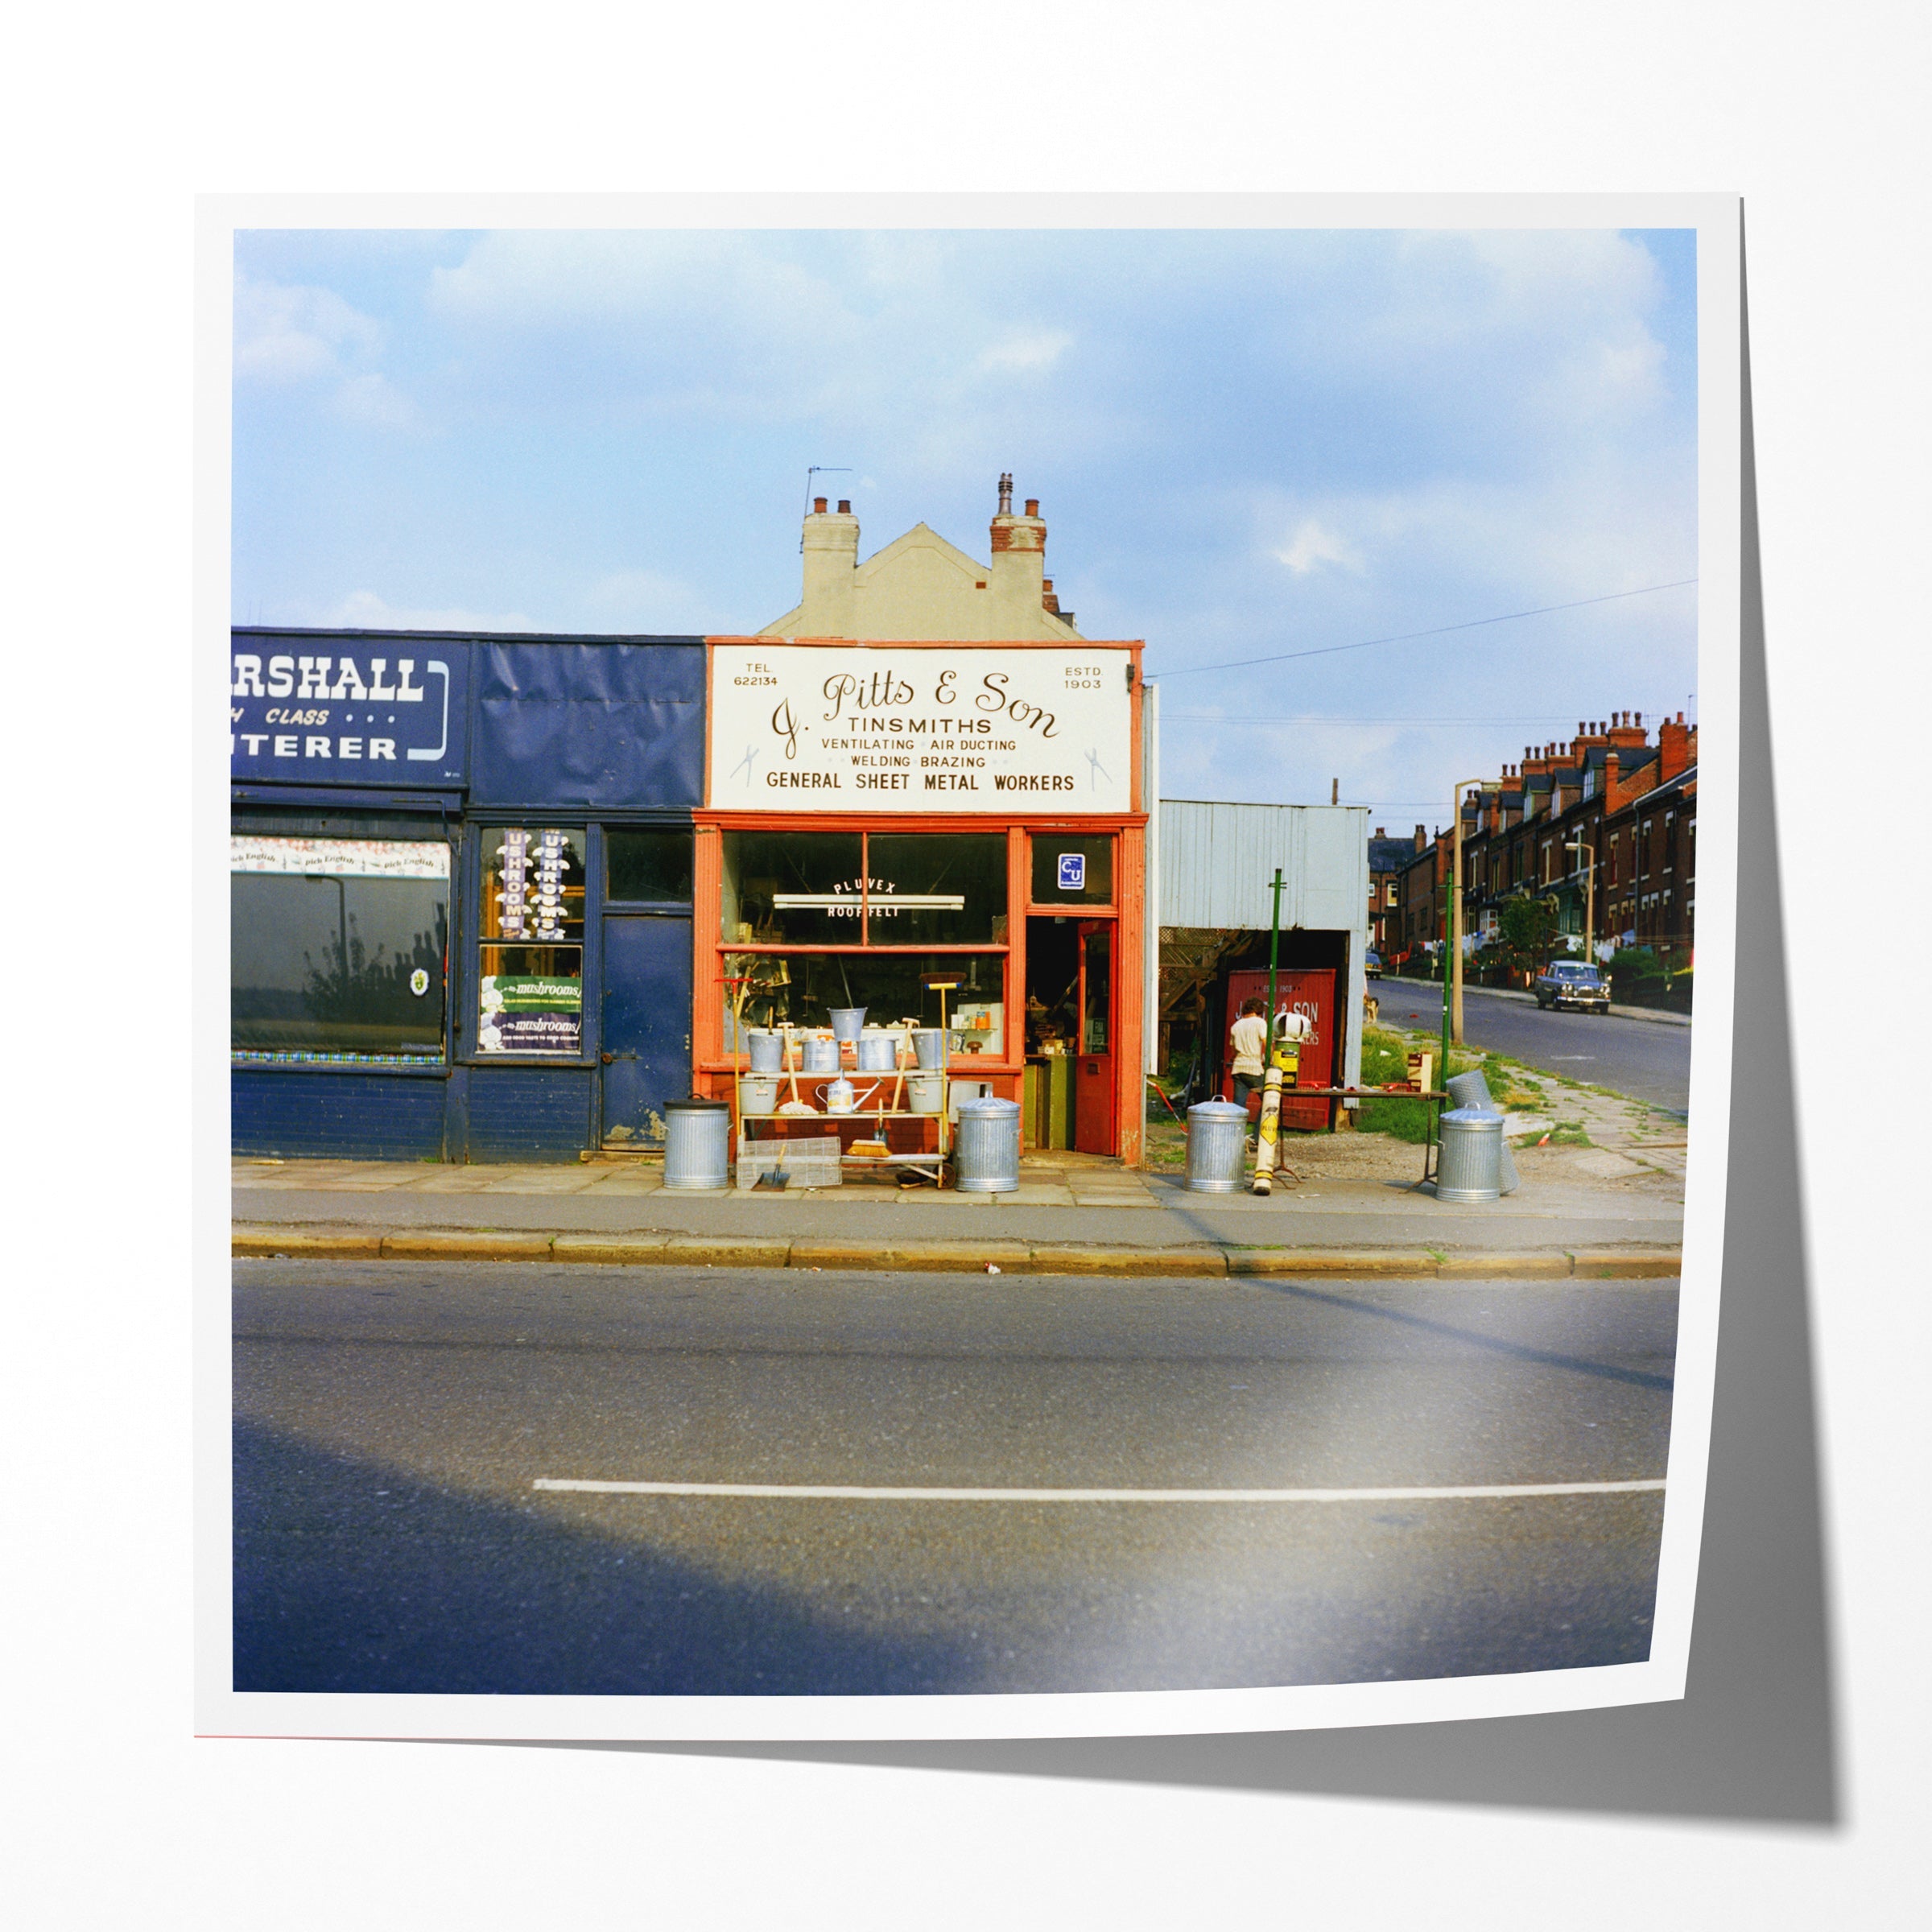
[232,225,1699,828]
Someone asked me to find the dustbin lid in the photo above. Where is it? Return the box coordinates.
[1440,1106,1503,1128]
[1187,1100,1247,1120]
[956,1096,1021,1117]
[665,1097,729,1113]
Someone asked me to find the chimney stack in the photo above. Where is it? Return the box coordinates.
[1414,824,1426,852]
[800,493,861,632]
[988,477,1047,631]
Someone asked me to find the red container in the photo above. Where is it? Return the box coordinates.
[1221,966,1336,1131]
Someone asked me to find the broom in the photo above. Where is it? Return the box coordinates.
[778,1023,819,1117]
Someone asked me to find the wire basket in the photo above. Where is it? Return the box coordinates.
[735,1133,844,1191]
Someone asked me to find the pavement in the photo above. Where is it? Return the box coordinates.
[234,1110,1683,1275]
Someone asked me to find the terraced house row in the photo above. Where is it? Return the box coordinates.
[1392,709,1698,988]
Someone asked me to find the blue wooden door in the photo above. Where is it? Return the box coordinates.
[599,914,691,1147]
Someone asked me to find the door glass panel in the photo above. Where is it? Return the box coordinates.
[1031,834,1113,905]
[1082,926,1111,1053]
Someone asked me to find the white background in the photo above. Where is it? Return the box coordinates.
[12,5,1925,1926]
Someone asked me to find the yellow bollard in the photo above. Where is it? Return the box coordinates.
[1253,1063,1284,1195]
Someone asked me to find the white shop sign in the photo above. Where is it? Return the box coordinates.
[709,645,1133,813]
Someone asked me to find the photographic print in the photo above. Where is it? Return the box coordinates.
[207,198,1738,1740]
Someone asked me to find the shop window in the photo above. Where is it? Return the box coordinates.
[606,826,693,902]
[728,950,1005,1057]
[720,831,1006,946]
[231,835,448,1063]
[721,829,863,943]
[1030,834,1114,906]
[479,828,584,1057]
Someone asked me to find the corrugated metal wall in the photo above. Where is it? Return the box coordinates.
[1158,801,1368,933]
[1158,799,1370,1097]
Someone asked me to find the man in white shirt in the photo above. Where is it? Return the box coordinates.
[1228,997,1269,1116]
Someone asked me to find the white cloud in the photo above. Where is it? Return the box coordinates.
[1274,518,1363,576]
[320,590,534,632]
[234,273,381,384]
[234,271,423,431]
[976,329,1073,374]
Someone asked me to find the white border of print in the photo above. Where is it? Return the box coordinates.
[198,191,1739,1744]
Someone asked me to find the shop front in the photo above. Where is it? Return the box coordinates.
[693,638,1149,1165]
[229,627,704,1162]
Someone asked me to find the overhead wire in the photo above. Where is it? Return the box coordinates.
[1147,578,1698,679]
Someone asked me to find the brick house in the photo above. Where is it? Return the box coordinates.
[1368,826,1420,957]
[1393,710,1697,980]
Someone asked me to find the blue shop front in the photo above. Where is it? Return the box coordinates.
[229,628,704,1161]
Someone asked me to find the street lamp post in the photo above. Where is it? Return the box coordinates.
[1449,779,1484,1047]
[1564,832,1596,969]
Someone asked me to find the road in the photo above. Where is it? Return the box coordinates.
[233,1260,1678,1696]
[1371,976,1691,1113]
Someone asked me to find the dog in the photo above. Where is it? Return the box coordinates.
[1363,991,1380,1025]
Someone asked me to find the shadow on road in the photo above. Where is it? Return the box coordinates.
[233,1418,979,1696]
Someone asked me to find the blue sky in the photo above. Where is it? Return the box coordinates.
[233,225,1698,824]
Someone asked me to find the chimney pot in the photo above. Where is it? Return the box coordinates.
[1042,578,1053,591]
[1633,712,1641,727]
[836,498,850,514]
[1024,498,1039,517]
[997,473,1013,514]
[813,497,828,514]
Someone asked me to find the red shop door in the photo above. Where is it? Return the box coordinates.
[1074,920,1117,1154]
[1223,966,1335,1130]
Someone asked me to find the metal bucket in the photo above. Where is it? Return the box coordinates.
[1435,1106,1504,1203]
[1443,1070,1518,1192]
[1186,1099,1249,1193]
[802,1033,840,1073]
[857,1029,898,1072]
[746,1030,783,1073]
[906,1072,945,1113]
[912,1028,948,1070]
[828,1006,867,1042]
[954,1096,1022,1193]
[663,1098,731,1191]
[738,1075,778,1115]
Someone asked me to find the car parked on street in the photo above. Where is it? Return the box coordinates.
[1534,961,1611,1011]
[1364,950,1383,979]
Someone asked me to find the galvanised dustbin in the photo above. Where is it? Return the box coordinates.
[663,1097,731,1191]
[1444,1069,1519,1194]
[954,1095,1022,1193]
[1186,1098,1249,1193]
[1436,1105,1505,1204]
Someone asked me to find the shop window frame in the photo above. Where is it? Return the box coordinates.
[458,814,598,1068]
[228,809,459,1076]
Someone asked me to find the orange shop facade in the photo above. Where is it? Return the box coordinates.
[691,638,1151,1165]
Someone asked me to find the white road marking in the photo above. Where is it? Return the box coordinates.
[531,1477,1666,1503]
